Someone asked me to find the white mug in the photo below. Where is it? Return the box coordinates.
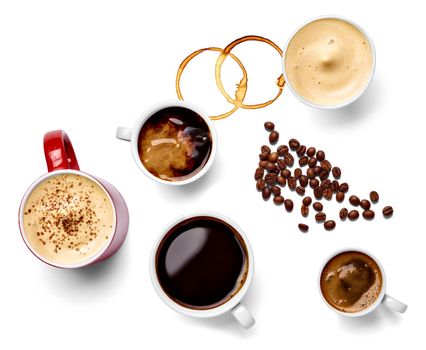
[318,248,407,317]
[150,212,255,329]
[116,100,217,186]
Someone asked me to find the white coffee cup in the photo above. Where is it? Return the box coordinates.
[150,211,255,329]
[318,248,407,317]
[116,100,217,186]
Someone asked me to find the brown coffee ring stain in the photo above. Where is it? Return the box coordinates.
[176,47,248,120]
[215,35,285,109]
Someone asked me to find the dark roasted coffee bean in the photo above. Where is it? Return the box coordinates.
[321,179,331,189]
[261,145,271,155]
[284,199,294,212]
[331,180,339,193]
[296,145,306,157]
[296,186,305,196]
[310,179,319,188]
[321,160,332,172]
[308,157,317,168]
[264,121,275,131]
[323,188,333,200]
[349,195,360,206]
[294,168,302,179]
[298,223,309,233]
[314,166,322,175]
[299,175,309,188]
[277,176,286,186]
[313,202,323,212]
[319,170,329,180]
[299,156,309,166]
[383,206,393,218]
[362,210,375,220]
[316,150,325,161]
[277,145,289,156]
[271,185,281,196]
[277,159,286,170]
[262,186,271,200]
[370,191,379,203]
[259,152,269,160]
[360,199,371,210]
[336,191,345,203]
[307,147,316,157]
[315,212,326,222]
[256,179,266,191]
[266,162,277,172]
[269,131,279,144]
[273,195,285,205]
[281,169,291,178]
[348,210,359,221]
[284,153,294,167]
[265,173,277,185]
[339,208,348,220]
[339,183,349,193]
[268,152,279,163]
[303,196,312,206]
[307,168,315,179]
[332,167,341,179]
[288,177,297,190]
[289,138,300,150]
[259,160,269,168]
[314,186,323,199]
[254,167,264,180]
[324,220,336,231]
[301,205,309,217]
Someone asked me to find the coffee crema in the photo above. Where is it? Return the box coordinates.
[138,107,212,182]
[22,173,114,265]
[156,216,248,310]
[320,251,382,313]
[285,18,374,106]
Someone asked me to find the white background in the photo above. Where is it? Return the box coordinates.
[0,0,424,348]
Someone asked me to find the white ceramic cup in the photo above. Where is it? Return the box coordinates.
[282,15,376,109]
[116,100,217,186]
[150,212,255,329]
[318,248,407,317]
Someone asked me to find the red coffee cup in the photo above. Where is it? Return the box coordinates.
[18,130,129,268]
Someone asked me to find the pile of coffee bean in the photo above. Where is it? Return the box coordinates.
[254,122,394,233]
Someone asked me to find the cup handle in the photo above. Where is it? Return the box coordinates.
[116,127,132,142]
[382,294,407,313]
[43,130,80,172]
[231,303,255,329]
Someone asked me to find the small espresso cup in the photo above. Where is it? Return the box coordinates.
[18,130,129,269]
[150,212,255,329]
[318,248,407,317]
[116,100,217,186]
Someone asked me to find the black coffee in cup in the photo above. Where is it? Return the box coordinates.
[155,216,249,310]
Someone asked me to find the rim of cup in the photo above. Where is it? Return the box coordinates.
[282,15,376,110]
[18,169,118,269]
[149,211,254,318]
[129,100,218,186]
[318,247,387,317]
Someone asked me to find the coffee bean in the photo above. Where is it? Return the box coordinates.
[288,177,297,190]
[271,185,281,196]
[268,152,279,163]
[315,212,326,222]
[265,173,277,185]
[321,179,331,189]
[324,220,336,231]
[277,176,286,186]
[324,188,333,200]
[331,180,339,193]
[298,223,309,233]
[383,206,393,218]
[360,199,371,210]
[259,160,269,168]
[336,191,345,203]
[299,156,309,166]
[307,168,315,179]
[307,147,316,157]
[277,159,286,170]
[348,210,359,221]
[284,153,294,167]
[321,160,332,172]
[349,195,360,206]
[266,162,276,172]
[269,131,279,144]
[296,145,306,157]
[281,169,291,179]
[273,195,285,205]
[314,166,322,175]
[339,183,349,193]
[316,150,325,161]
[261,145,271,155]
[296,186,305,196]
[370,191,379,203]
[277,145,289,156]
[339,208,348,220]
[303,196,312,206]
[310,179,319,188]
[308,157,318,168]
[301,205,309,217]
[313,202,323,211]
[289,138,300,150]
[299,175,309,188]
[284,199,294,212]
[362,210,375,220]
[262,186,271,200]
[264,121,275,131]
[319,170,329,180]
[256,179,266,191]
[294,168,302,179]
[254,167,264,180]
[314,186,323,199]
[259,152,269,160]
[332,167,341,178]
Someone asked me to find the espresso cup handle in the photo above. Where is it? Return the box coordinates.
[43,130,80,172]
[231,303,255,329]
[116,127,132,141]
[382,294,407,313]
